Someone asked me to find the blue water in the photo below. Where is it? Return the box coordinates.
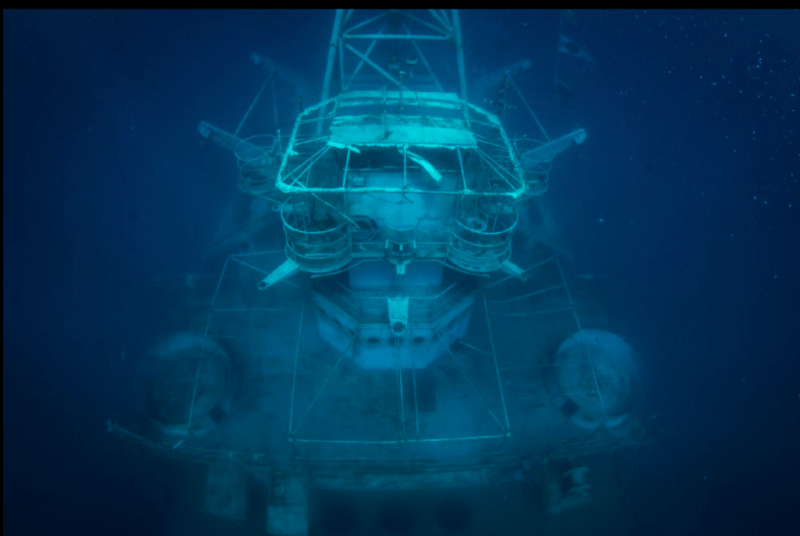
[4,9,799,535]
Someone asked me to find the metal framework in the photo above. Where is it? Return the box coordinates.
[110,15,649,513]
[109,251,647,472]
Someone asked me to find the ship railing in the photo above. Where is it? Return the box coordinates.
[281,197,353,273]
[276,92,527,199]
[108,418,533,475]
[447,204,517,273]
[235,134,282,196]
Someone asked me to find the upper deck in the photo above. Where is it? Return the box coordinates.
[276,90,527,199]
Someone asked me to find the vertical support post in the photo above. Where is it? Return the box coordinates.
[403,144,408,188]
[318,9,345,136]
[412,352,420,438]
[482,292,510,432]
[395,336,406,439]
[288,299,306,436]
[500,71,509,121]
[338,35,345,93]
[451,10,469,104]
[457,147,468,192]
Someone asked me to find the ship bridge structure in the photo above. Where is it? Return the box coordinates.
[109,10,648,535]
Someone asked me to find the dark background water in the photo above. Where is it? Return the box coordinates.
[4,9,799,535]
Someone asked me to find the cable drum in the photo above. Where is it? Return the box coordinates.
[136,333,237,437]
[547,329,645,429]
